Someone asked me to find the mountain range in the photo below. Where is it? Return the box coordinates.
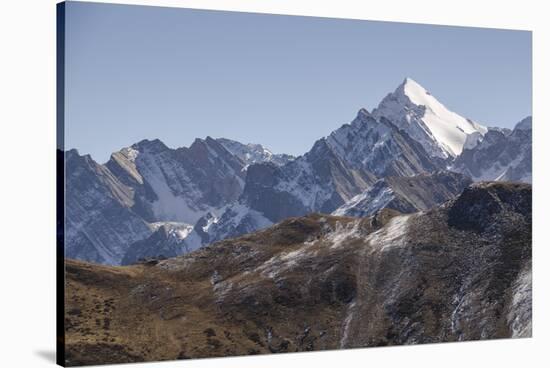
[63,78,532,265]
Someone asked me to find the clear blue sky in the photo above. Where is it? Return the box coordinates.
[64,1,532,163]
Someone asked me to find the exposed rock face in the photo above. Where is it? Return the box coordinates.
[333,171,472,217]
[64,183,531,365]
[64,150,151,265]
[452,117,532,183]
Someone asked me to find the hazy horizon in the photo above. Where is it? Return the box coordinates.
[64,2,532,163]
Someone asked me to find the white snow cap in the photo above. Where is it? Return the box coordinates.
[373,77,487,158]
[400,77,487,156]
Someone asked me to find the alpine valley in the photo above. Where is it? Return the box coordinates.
[62,78,532,365]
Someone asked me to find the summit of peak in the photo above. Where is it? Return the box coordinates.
[357,108,372,119]
[394,77,432,103]
[401,77,429,96]
[372,78,487,158]
[402,77,423,87]
[133,138,162,147]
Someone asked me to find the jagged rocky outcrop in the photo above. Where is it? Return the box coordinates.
[333,171,472,217]
[64,150,151,265]
[64,182,531,365]
[452,117,532,183]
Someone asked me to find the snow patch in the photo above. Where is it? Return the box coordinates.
[257,242,318,279]
[507,267,532,338]
[340,301,357,348]
[367,214,411,252]
[333,185,394,217]
[135,150,212,223]
[325,220,362,249]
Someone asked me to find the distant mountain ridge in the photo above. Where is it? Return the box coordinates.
[64,78,532,265]
[216,138,295,167]
[451,117,532,183]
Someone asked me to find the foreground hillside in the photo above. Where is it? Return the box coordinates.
[64,182,531,366]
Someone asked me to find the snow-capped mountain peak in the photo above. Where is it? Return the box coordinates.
[372,78,487,159]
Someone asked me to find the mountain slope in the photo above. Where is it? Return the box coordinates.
[452,117,532,183]
[333,171,472,217]
[64,182,531,365]
[326,108,447,176]
[372,78,487,159]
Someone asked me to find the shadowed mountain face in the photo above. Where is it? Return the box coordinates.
[64,183,531,366]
